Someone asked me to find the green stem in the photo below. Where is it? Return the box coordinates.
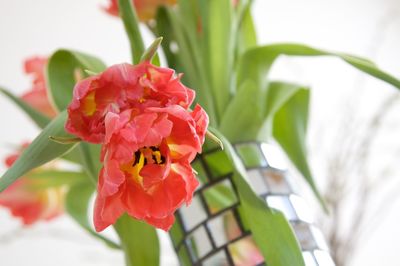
[118,0,145,64]
[114,215,160,266]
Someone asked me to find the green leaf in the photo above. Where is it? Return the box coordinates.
[140,37,163,63]
[177,0,199,38]
[203,183,236,210]
[118,0,145,64]
[176,0,203,73]
[257,81,309,140]
[219,80,263,141]
[205,130,224,150]
[61,147,83,165]
[155,7,180,70]
[210,128,305,266]
[235,4,257,56]
[163,7,218,126]
[263,82,305,120]
[84,70,99,76]
[46,50,106,111]
[272,87,327,211]
[25,170,88,188]
[0,87,51,128]
[114,215,160,266]
[78,142,102,184]
[0,111,77,192]
[219,80,306,143]
[235,0,254,13]
[203,0,234,119]
[237,43,400,92]
[66,182,121,249]
[49,136,81,144]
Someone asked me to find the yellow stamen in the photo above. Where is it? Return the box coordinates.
[121,152,145,185]
[133,152,145,179]
[121,146,166,186]
[82,91,96,116]
[153,150,162,164]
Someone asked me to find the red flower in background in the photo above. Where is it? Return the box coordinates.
[104,0,176,21]
[65,62,208,231]
[20,57,57,118]
[0,147,64,225]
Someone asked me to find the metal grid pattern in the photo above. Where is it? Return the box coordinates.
[170,142,335,266]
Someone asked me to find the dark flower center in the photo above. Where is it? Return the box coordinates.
[133,146,166,167]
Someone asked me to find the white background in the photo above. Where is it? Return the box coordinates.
[1,0,400,265]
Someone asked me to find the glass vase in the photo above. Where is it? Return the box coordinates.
[169,142,335,266]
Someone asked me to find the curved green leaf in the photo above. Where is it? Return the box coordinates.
[263,82,305,120]
[219,80,263,141]
[140,37,163,65]
[206,0,234,119]
[66,182,121,249]
[0,87,51,128]
[203,71,326,209]
[219,81,307,143]
[114,215,160,266]
[271,86,327,211]
[46,50,106,111]
[61,147,83,165]
[210,128,305,266]
[163,6,219,126]
[235,4,257,56]
[0,111,77,192]
[118,0,145,64]
[155,7,180,70]
[237,43,400,92]
[78,142,102,184]
[25,170,88,188]
[257,81,310,139]
[0,86,82,165]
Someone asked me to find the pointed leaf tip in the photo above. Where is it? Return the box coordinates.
[140,37,164,63]
[206,129,224,150]
[49,136,81,145]
[84,69,99,76]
